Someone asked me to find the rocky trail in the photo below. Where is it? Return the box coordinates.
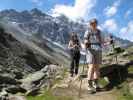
[51,69,118,100]
[51,53,133,100]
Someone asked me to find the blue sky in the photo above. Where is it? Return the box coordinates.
[0,0,133,41]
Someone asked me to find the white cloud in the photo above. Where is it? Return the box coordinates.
[119,21,133,41]
[30,0,43,6]
[97,25,103,31]
[104,0,121,17]
[125,9,132,18]
[102,19,118,32]
[51,0,96,21]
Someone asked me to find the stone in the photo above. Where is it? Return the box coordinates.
[13,71,24,79]
[0,88,8,97]
[6,85,26,94]
[20,71,47,91]
[104,77,110,83]
[0,75,21,85]
[52,83,69,90]
[25,88,40,96]
[55,75,63,80]
[9,95,26,100]
[0,88,8,100]
[20,65,60,91]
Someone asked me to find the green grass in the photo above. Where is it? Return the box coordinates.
[27,90,74,100]
[117,88,133,100]
[116,82,133,100]
[128,55,133,61]
[117,93,133,100]
[128,66,133,73]
[127,46,133,60]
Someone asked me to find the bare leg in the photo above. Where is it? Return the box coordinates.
[93,64,101,90]
[70,58,75,77]
[88,64,95,80]
[93,64,100,80]
[87,64,96,93]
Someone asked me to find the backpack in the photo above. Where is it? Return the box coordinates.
[86,29,102,50]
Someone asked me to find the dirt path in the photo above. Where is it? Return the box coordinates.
[52,72,117,100]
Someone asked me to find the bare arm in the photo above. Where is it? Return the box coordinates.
[68,40,74,49]
[84,30,90,49]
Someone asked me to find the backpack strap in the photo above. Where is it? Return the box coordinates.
[87,29,102,44]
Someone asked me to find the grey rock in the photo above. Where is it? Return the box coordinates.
[6,85,26,94]
[55,75,63,80]
[0,75,21,85]
[0,88,8,100]
[20,65,61,95]
[0,88,8,96]
[9,95,26,100]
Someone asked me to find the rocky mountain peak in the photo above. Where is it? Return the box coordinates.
[0,9,18,14]
[0,9,132,46]
[30,8,46,17]
[0,9,19,19]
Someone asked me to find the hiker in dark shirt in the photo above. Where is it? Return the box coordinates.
[68,32,81,77]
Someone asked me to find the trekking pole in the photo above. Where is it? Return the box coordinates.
[78,49,87,97]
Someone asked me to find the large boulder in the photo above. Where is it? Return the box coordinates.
[20,65,62,95]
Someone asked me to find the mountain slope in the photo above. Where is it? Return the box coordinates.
[0,19,70,73]
[0,19,71,98]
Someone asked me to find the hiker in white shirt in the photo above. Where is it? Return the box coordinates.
[84,19,104,94]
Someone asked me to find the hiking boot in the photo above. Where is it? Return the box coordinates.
[88,86,96,94]
[88,80,96,94]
